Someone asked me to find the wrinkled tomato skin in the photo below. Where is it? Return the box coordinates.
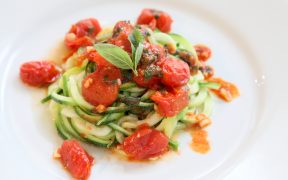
[151,87,189,117]
[82,66,121,107]
[65,18,101,50]
[20,61,60,87]
[140,42,166,66]
[156,12,173,33]
[58,140,94,180]
[160,58,190,87]
[123,126,169,160]
[137,8,173,33]
[136,9,157,30]
[109,21,133,53]
[132,68,162,89]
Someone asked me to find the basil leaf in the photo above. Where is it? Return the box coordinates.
[128,28,144,49]
[94,44,134,70]
[134,43,144,70]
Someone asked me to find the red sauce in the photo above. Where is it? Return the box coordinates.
[208,78,240,102]
[190,125,210,154]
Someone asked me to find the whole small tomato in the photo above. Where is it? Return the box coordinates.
[123,126,169,160]
[151,87,189,117]
[58,140,94,180]
[20,61,61,87]
[137,8,173,33]
[82,66,121,107]
[65,18,102,50]
[109,21,133,53]
[160,58,190,87]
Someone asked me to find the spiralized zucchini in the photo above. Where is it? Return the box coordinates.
[41,27,220,150]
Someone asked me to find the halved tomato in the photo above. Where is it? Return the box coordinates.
[82,66,121,107]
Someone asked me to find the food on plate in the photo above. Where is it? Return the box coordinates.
[56,140,94,180]
[19,8,239,179]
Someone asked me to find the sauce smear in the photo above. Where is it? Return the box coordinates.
[190,125,210,154]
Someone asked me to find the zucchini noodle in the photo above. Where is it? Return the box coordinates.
[41,27,220,150]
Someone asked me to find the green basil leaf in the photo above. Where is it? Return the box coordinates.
[94,44,134,70]
[134,43,144,70]
[134,28,144,44]
[128,28,144,49]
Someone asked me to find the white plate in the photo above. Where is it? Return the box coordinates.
[0,0,287,180]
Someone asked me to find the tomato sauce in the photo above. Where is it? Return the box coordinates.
[190,125,210,154]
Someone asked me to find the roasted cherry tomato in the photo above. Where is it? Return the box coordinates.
[65,18,102,50]
[123,126,169,160]
[141,42,166,66]
[58,140,94,180]
[133,68,162,89]
[82,66,121,106]
[79,48,114,67]
[160,58,190,87]
[20,61,60,87]
[208,78,240,102]
[109,21,133,52]
[137,8,173,33]
[194,44,212,62]
[151,87,189,117]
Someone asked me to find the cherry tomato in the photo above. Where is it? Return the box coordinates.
[109,21,133,52]
[123,126,169,160]
[160,58,190,87]
[82,66,121,106]
[20,61,60,87]
[137,9,173,33]
[136,9,157,30]
[151,87,189,117]
[58,140,94,180]
[208,78,240,102]
[133,68,162,89]
[194,44,212,62]
[156,12,173,33]
[79,49,114,67]
[65,18,102,50]
[141,42,166,66]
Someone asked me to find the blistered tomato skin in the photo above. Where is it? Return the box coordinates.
[137,8,173,33]
[161,58,190,87]
[123,126,169,160]
[82,66,121,107]
[65,18,102,50]
[20,61,60,87]
[109,21,133,53]
[151,87,189,117]
[58,140,94,180]
[132,68,162,89]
